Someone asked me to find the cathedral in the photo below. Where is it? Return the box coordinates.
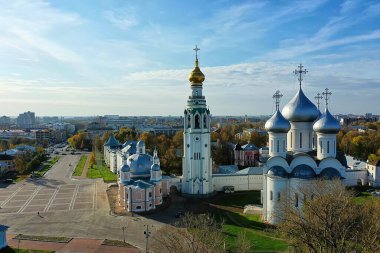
[104,47,372,223]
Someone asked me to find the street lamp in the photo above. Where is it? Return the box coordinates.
[122,226,127,243]
[144,224,153,253]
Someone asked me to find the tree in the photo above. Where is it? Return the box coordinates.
[150,213,225,253]
[277,180,380,253]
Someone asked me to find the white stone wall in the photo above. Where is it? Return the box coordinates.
[268,132,287,158]
[344,170,368,186]
[367,164,380,187]
[213,174,263,192]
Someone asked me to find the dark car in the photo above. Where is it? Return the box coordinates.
[175,211,184,218]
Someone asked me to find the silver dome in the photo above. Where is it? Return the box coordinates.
[265,110,291,133]
[290,164,316,179]
[282,88,319,122]
[127,153,153,177]
[313,108,340,134]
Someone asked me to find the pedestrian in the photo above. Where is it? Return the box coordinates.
[37,211,40,217]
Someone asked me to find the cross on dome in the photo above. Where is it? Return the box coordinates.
[294,63,308,87]
[315,93,323,110]
[193,45,200,60]
[322,88,332,108]
[272,90,283,111]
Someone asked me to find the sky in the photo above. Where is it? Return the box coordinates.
[0,0,379,116]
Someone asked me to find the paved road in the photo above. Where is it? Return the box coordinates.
[0,154,163,252]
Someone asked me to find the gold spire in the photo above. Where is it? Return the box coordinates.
[188,45,205,84]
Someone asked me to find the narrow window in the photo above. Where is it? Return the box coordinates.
[270,191,273,201]
[271,140,273,152]
[290,132,293,148]
[320,141,322,153]
[203,114,207,128]
[333,141,335,152]
[300,132,302,148]
[312,137,315,149]
[277,140,279,152]
[283,140,286,152]
[149,192,152,198]
[277,192,281,201]
[295,193,299,207]
[309,132,311,149]
[195,114,200,129]
[327,141,330,153]
[187,114,191,128]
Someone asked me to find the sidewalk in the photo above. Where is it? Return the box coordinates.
[81,154,91,178]
[7,234,140,253]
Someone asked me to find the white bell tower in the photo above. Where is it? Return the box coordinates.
[182,46,213,197]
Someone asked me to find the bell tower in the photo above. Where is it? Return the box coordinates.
[182,46,213,196]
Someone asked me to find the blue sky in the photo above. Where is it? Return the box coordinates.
[0,0,379,116]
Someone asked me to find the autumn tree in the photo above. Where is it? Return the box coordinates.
[278,180,380,253]
[150,213,225,253]
[68,131,91,150]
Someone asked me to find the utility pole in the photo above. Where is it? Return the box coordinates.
[144,224,152,253]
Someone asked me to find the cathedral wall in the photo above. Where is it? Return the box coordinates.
[287,122,314,153]
[212,174,263,191]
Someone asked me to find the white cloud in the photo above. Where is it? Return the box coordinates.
[103,9,137,30]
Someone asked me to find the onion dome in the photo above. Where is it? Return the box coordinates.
[282,88,319,122]
[319,167,341,180]
[265,110,291,133]
[189,52,205,85]
[290,164,316,179]
[127,153,153,177]
[151,163,161,171]
[313,108,340,134]
[267,166,288,177]
[121,163,130,172]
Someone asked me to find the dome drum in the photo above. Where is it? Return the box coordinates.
[268,166,289,178]
[313,109,340,134]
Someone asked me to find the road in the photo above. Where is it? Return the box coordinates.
[0,154,163,251]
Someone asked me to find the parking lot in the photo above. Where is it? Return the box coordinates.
[0,182,97,214]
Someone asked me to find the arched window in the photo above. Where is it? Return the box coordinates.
[276,140,279,152]
[271,140,273,152]
[270,191,273,201]
[320,140,322,153]
[187,114,191,128]
[195,114,200,129]
[283,140,286,152]
[300,132,302,148]
[203,114,207,128]
[295,193,299,207]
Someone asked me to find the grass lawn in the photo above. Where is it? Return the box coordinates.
[211,191,288,252]
[223,224,288,252]
[34,156,60,178]
[87,153,117,182]
[353,191,380,204]
[72,155,87,176]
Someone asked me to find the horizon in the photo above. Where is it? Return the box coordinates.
[1,0,380,116]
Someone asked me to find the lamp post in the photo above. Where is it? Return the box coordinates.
[144,224,153,253]
[122,226,127,243]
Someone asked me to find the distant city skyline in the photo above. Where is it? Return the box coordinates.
[0,0,379,116]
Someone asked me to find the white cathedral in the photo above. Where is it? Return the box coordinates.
[105,47,372,223]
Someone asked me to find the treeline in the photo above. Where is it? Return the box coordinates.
[337,121,380,162]
[14,147,46,175]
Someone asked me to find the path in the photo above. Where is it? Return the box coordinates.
[7,234,139,253]
[81,154,91,178]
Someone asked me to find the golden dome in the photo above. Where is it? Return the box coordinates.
[188,47,205,84]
